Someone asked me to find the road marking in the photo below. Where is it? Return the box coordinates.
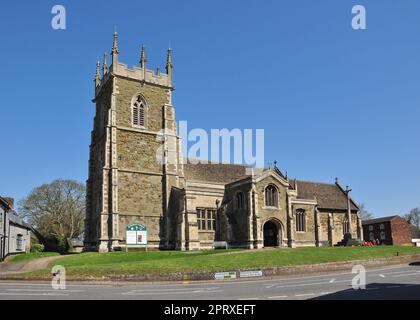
[379,274,385,278]
[7,289,84,293]
[320,292,333,295]
[329,279,335,283]
[391,273,420,278]
[295,293,315,297]
[269,279,350,289]
[268,295,288,299]
[0,293,69,297]
[128,287,220,292]
[122,290,223,296]
[239,297,260,300]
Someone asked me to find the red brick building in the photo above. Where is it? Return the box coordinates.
[362,216,413,245]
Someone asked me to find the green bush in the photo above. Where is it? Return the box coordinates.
[30,243,45,253]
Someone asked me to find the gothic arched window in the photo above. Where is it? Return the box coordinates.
[235,192,245,210]
[265,185,278,207]
[132,95,147,128]
[343,217,350,235]
[296,209,306,232]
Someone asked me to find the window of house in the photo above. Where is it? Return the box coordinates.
[16,234,23,251]
[380,231,386,240]
[369,225,373,231]
[235,192,245,210]
[265,185,278,207]
[132,95,146,128]
[197,208,216,231]
[380,224,385,230]
[343,218,350,235]
[296,209,306,232]
[369,232,375,241]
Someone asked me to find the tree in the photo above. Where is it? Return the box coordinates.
[405,208,420,229]
[18,180,85,242]
[358,203,374,221]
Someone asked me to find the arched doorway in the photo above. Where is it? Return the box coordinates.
[264,221,280,247]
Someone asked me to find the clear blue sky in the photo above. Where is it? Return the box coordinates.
[1,0,419,217]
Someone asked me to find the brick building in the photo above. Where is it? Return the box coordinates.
[362,216,413,245]
[84,34,363,252]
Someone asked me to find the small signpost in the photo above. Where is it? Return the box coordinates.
[126,223,148,252]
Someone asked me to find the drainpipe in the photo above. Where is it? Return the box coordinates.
[2,208,8,262]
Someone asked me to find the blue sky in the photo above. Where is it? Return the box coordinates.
[1,0,419,217]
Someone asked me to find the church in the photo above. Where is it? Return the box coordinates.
[84,34,363,252]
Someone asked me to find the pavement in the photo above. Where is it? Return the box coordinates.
[0,263,419,300]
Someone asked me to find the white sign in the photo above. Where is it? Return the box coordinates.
[126,231,137,245]
[215,272,237,280]
[126,224,148,245]
[240,270,263,278]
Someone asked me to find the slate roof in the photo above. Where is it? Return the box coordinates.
[293,180,359,211]
[183,162,359,212]
[362,216,400,225]
[184,162,252,184]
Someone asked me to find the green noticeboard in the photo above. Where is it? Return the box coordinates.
[126,224,148,245]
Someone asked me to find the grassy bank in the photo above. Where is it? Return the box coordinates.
[7,252,60,264]
[22,246,420,278]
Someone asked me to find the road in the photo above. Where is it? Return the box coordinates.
[0,264,419,300]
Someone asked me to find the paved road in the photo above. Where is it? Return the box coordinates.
[0,264,419,300]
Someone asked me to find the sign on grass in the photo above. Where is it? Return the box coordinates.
[215,272,237,280]
[126,224,147,245]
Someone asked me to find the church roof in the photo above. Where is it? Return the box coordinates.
[291,180,359,211]
[183,162,359,211]
[184,162,251,184]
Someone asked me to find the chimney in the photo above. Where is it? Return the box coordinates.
[4,197,14,208]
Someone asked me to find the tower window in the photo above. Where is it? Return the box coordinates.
[265,185,278,207]
[235,192,245,210]
[132,95,146,128]
[296,209,306,232]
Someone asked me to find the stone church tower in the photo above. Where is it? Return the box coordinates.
[84,33,185,252]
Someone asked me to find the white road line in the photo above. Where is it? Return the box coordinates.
[391,273,420,278]
[379,274,386,278]
[7,289,84,293]
[0,293,69,297]
[239,297,260,300]
[319,292,333,295]
[329,279,336,283]
[129,287,220,292]
[122,290,223,296]
[270,279,350,289]
[268,295,288,299]
[295,293,315,297]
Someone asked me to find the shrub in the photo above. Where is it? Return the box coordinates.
[30,243,45,253]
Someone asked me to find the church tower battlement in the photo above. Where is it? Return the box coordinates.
[85,33,184,252]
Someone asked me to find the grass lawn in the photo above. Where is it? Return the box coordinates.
[24,246,420,278]
[7,252,60,264]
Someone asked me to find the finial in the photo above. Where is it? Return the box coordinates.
[140,45,147,68]
[95,60,101,87]
[285,171,288,180]
[103,53,108,76]
[166,47,173,68]
[112,32,119,55]
[274,160,278,168]
[335,177,339,184]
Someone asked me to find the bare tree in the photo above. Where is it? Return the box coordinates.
[358,203,374,221]
[18,179,85,240]
[406,208,420,229]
